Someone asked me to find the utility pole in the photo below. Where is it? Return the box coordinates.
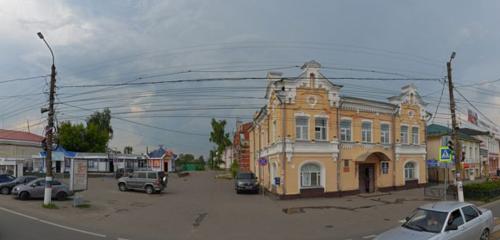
[38,32,56,206]
[446,51,464,202]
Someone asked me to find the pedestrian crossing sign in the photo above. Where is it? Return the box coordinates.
[439,146,453,163]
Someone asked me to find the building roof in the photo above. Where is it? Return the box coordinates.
[0,129,44,143]
[426,124,481,143]
[459,128,490,136]
[147,146,174,159]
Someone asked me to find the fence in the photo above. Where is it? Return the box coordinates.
[424,182,457,200]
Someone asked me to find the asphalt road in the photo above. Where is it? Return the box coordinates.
[0,207,112,240]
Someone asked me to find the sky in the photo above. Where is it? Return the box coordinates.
[0,0,499,156]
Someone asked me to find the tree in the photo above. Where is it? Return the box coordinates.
[87,108,113,139]
[197,155,205,163]
[57,121,87,152]
[123,146,133,154]
[209,119,232,169]
[56,109,113,152]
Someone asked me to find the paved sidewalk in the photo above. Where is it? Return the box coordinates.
[0,172,439,240]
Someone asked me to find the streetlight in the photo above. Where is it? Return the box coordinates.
[37,32,56,206]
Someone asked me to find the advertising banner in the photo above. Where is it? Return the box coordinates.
[70,159,88,192]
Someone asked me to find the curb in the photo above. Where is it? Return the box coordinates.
[480,198,500,209]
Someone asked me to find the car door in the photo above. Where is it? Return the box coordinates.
[31,180,46,198]
[443,209,467,240]
[136,172,147,189]
[461,205,482,238]
[49,180,62,197]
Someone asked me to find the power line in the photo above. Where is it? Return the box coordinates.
[59,76,442,88]
[0,74,49,84]
[431,80,447,123]
[59,102,207,137]
[454,88,499,128]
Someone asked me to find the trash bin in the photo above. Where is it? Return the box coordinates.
[497,169,500,176]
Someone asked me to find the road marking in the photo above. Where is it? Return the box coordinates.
[362,235,377,239]
[0,206,107,238]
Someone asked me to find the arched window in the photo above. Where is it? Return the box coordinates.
[300,163,321,188]
[309,73,315,87]
[404,162,416,180]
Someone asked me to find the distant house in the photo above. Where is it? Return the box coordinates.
[0,129,44,177]
[36,146,77,173]
[220,146,233,169]
[426,124,482,181]
[147,146,176,172]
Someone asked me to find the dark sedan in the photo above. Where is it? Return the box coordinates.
[235,172,259,194]
[0,176,38,195]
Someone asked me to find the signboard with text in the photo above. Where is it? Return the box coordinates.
[258,158,268,166]
[70,159,88,192]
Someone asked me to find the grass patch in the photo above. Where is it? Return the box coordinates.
[75,203,91,208]
[42,203,58,209]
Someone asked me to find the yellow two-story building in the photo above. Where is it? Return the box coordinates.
[249,60,428,198]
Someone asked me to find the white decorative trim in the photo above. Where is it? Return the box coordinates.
[403,159,420,182]
[395,144,426,155]
[298,160,326,190]
[294,112,310,117]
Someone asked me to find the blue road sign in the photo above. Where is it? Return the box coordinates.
[439,146,452,162]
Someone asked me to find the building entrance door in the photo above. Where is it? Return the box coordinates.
[359,164,375,193]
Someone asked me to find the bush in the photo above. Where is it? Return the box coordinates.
[464,180,500,201]
[230,161,239,178]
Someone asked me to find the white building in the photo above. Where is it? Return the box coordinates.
[220,146,234,170]
[0,129,44,177]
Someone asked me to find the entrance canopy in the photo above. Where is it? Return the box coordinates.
[355,151,391,162]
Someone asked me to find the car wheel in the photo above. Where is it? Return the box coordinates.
[56,192,67,201]
[118,183,127,192]
[19,191,30,201]
[145,186,154,194]
[236,190,241,194]
[0,187,10,195]
[480,229,490,240]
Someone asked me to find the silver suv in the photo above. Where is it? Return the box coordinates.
[118,171,167,194]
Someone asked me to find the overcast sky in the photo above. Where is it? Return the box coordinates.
[1,0,499,156]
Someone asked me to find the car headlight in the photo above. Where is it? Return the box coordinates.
[13,187,18,191]
[238,182,245,186]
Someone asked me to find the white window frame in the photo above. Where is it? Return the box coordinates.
[361,120,373,143]
[340,118,352,142]
[400,124,409,145]
[404,161,418,181]
[380,122,391,144]
[381,161,389,174]
[295,116,309,141]
[314,117,328,141]
[300,162,323,188]
[411,126,419,145]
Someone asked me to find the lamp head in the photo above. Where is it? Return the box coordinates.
[37,32,44,39]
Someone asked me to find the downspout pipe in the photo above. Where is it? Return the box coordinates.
[336,100,343,195]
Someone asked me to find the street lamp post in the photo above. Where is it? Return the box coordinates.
[37,32,56,206]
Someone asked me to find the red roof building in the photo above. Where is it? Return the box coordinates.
[233,122,252,171]
[0,129,44,143]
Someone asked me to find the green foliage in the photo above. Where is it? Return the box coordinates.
[57,109,113,152]
[42,203,58,209]
[177,154,205,171]
[57,122,88,152]
[464,180,500,201]
[208,119,232,169]
[230,160,239,178]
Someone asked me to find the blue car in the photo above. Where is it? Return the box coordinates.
[0,174,15,184]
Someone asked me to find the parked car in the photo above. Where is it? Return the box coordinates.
[235,172,259,194]
[117,171,167,194]
[0,174,15,184]
[0,176,37,195]
[11,178,74,201]
[375,201,494,240]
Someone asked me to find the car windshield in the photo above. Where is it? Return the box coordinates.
[237,173,255,179]
[402,209,447,233]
